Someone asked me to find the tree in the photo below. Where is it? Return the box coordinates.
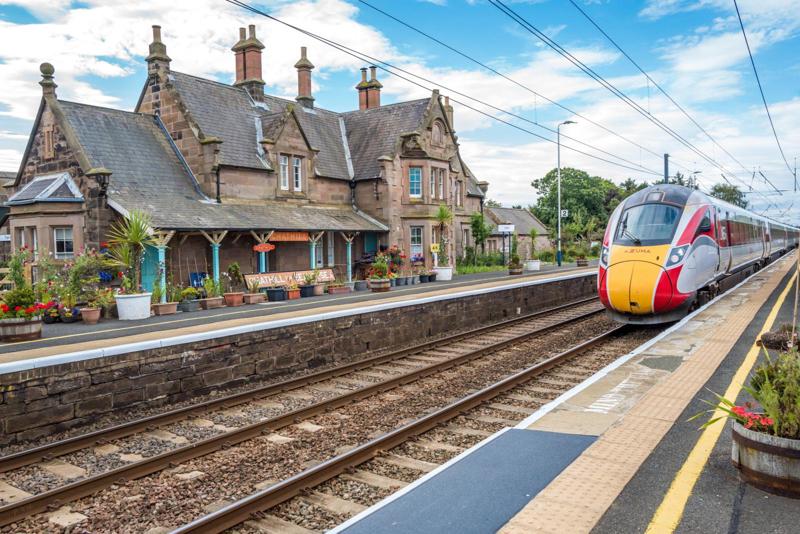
[710,183,748,208]
[470,212,492,257]
[669,172,699,190]
[484,198,502,208]
[620,178,649,197]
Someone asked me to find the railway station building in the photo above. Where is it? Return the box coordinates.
[2,25,487,287]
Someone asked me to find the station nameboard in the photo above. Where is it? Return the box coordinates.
[497,224,515,233]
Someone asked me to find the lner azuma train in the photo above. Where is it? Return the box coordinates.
[598,184,799,324]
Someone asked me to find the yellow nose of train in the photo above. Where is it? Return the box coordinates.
[604,245,671,314]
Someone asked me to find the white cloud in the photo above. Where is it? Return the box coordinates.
[0,149,23,171]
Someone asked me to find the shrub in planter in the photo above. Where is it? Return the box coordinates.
[0,280,46,342]
[353,280,368,291]
[244,279,265,304]
[368,253,391,292]
[81,288,114,325]
[419,272,430,283]
[692,350,800,496]
[266,286,287,302]
[200,277,224,309]
[299,284,315,298]
[327,282,352,295]
[178,287,201,312]
[107,210,157,320]
[286,283,301,300]
[428,272,437,282]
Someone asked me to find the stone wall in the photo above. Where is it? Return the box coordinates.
[0,274,597,445]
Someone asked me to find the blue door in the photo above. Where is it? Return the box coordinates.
[365,233,378,253]
[141,245,159,291]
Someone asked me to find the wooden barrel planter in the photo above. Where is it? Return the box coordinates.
[369,279,391,292]
[732,420,800,498]
[0,318,43,342]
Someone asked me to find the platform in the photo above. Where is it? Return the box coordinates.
[0,264,594,369]
[333,253,800,534]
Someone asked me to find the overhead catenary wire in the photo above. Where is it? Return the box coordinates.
[356,0,688,174]
[733,0,795,178]
[223,0,663,176]
[488,0,775,202]
[566,0,770,183]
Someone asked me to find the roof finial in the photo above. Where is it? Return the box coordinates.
[39,62,57,97]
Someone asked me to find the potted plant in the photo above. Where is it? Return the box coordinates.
[200,277,224,309]
[222,262,245,307]
[107,210,155,320]
[151,278,179,316]
[178,287,201,312]
[419,271,430,283]
[59,291,81,323]
[80,287,113,325]
[525,228,541,271]
[508,233,523,275]
[0,249,45,341]
[43,301,60,324]
[286,282,301,300]
[299,270,318,298]
[353,276,368,292]
[327,279,352,295]
[691,350,800,497]
[266,285,287,302]
[244,278,266,304]
[428,270,437,282]
[368,253,391,292]
[434,204,454,281]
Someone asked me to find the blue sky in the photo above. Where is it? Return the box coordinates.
[0,0,798,220]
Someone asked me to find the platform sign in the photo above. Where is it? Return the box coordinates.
[497,224,515,233]
[560,209,569,218]
[430,243,440,253]
[0,235,9,242]
[253,243,276,253]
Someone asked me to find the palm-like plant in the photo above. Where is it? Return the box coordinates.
[107,210,156,293]
[435,204,453,266]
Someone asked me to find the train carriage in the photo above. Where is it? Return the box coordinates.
[598,184,798,324]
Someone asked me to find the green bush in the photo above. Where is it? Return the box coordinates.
[537,249,555,263]
[2,286,35,309]
[460,247,506,267]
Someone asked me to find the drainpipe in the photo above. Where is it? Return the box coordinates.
[215,167,221,204]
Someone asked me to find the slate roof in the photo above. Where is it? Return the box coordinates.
[342,99,429,180]
[57,100,385,232]
[487,207,548,236]
[6,172,83,205]
[0,171,15,182]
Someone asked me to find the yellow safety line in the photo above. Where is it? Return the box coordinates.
[645,270,797,534]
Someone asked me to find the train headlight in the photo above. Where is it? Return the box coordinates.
[600,246,609,267]
[666,245,690,267]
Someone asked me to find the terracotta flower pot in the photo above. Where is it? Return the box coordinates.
[286,289,301,300]
[152,302,178,316]
[312,284,325,296]
[243,293,265,304]
[223,292,244,307]
[327,285,352,295]
[0,318,42,342]
[200,296,224,310]
[80,307,102,325]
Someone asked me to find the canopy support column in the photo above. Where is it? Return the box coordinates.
[309,231,325,269]
[250,231,274,273]
[340,232,359,283]
[200,230,228,281]
[152,231,175,303]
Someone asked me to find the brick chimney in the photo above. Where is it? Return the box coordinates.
[39,62,57,98]
[146,25,171,79]
[356,68,370,110]
[443,95,454,129]
[366,66,382,108]
[294,46,315,109]
[232,25,265,101]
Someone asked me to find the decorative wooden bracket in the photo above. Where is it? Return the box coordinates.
[309,231,325,244]
[200,230,228,245]
[250,230,275,244]
[152,230,176,248]
[339,232,359,244]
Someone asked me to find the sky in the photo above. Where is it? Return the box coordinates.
[0,0,798,222]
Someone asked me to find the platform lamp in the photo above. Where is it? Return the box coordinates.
[86,167,112,250]
[556,120,575,267]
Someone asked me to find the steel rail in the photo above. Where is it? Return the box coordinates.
[0,296,598,474]
[0,301,603,526]
[173,325,627,533]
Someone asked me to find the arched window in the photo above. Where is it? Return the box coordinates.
[432,121,444,146]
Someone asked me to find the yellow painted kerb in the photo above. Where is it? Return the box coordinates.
[606,245,670,314]
[645,270,797,534]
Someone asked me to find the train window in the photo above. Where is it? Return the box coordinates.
[615,203,681,246]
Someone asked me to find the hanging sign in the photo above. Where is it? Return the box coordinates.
[253,243,276,253]
[498,224,515,233]
[430,243,440,253]
[269,231,309,242]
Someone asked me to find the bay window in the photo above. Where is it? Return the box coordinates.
[409,167,422,198]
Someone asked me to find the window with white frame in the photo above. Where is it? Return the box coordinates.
[279,155,289,190]
[293,156,302,191]
[438,169,444,201]
[429,170,436,201]
[54,227,74,260]
[455,181,462,206]
[31,228,38,260]
[409,167,422,198]
[410,226,423,259]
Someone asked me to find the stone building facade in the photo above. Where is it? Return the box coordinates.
[4,25,486,287]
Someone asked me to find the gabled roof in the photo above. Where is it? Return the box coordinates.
[487,207,548,236]
[6,171,83,205]
[342,99,429,180]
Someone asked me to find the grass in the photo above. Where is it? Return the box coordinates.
[455,264,508,275]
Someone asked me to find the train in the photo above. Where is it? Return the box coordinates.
[598,184,799,324]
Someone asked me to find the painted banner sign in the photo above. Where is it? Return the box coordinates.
[244,268,335,288]
[253,243,276,253]
[269,231,309,242]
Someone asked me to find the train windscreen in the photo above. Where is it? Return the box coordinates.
[615,203,681,246]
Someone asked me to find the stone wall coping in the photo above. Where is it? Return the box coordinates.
[0,271,595,376]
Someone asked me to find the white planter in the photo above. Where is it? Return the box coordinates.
[115,293,152,320]
[434,266,453,281]
[525,259,541,271]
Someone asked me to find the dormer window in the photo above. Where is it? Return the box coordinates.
[293,156,303,191]
[432,121,444,147]
[279,155,289,190]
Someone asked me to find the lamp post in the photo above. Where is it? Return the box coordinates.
[556,120,575,267]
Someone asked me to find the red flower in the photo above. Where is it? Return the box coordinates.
[761,417,774,426]
[732,406,746,417]
[118,271,124,278]
[1,304,8,312]
[25,306,35,314]
[14,306,21,312]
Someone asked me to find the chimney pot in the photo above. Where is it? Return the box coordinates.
[146,24,171,76]
[295,46,315,108]
[152,25,162,42]
[249,24,256,38]
[239,27,246,40]
[369,66,377,81]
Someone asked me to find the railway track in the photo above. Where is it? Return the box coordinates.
[0,297,604,529]
[175,326,654,534]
